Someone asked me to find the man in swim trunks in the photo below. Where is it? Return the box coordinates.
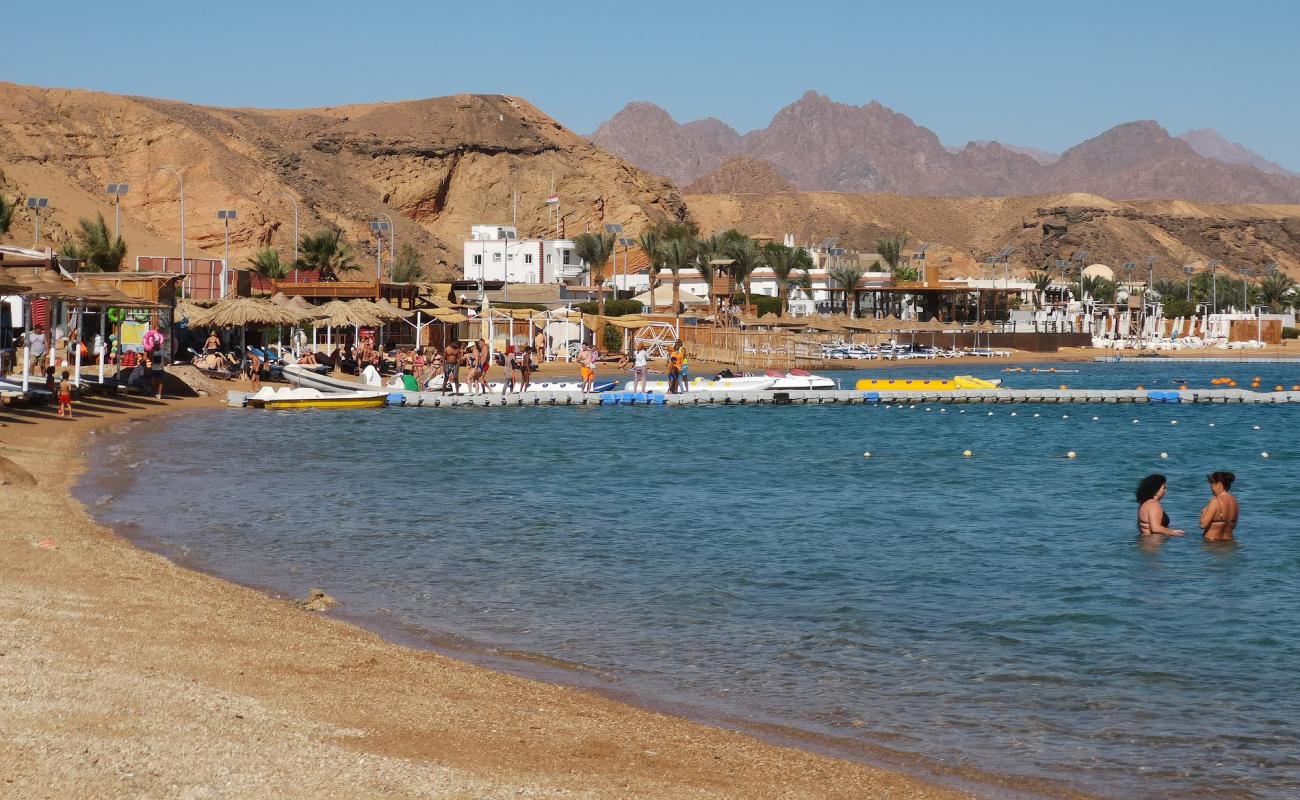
[667,340,684,393]
[1200,471,1239,542]
[442,340,460,393]
[474,339,491,392]
[579,345,595,393]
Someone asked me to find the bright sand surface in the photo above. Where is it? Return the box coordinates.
[0,390,979,799]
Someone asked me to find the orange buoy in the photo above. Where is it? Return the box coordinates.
[1292,385,1300,391]
[1060,384,1068,390]
[1228,380,1238,387]
[1276,385,1285,392]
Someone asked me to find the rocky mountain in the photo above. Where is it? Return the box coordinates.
[591,93,1300,204]
[0,83,689,277]
[1178,128,1297,177]
[588,102,741,188]
[682,156,792,194]
[965,141,1058,165]
[684,190,1300,281]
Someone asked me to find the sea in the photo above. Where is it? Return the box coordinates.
[79,360,1300,800]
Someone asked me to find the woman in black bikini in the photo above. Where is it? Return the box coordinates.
[1136,474,1185,537]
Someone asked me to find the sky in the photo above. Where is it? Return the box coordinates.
[7,0,1300,170]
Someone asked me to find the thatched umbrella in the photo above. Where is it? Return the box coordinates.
[188,296,307,329]
[372,297,413,319]
[312,299,382,328]
[0,268,31,294]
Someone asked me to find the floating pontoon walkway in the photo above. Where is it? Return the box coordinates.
[1093,356,1300,364]
[231,387,1300,408]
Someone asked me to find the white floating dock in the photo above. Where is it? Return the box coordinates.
[230,387,1300,408]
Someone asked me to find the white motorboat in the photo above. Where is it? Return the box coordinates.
[764,369,836,390]
[624,375,776,393]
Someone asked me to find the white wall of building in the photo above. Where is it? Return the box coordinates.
[463,225,580,284]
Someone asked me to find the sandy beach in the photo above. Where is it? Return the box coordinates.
[0,387,983,799]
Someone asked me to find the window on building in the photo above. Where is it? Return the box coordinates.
[562,250,572,266]
[546,254,552,264]
[472,254,482,266]
[507,254,514,262]
[525,254,533,264]
[493,253,501,263]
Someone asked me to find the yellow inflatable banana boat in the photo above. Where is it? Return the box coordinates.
[854,375,1002,391]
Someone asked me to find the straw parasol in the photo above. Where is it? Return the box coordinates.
[17,271,90,301]
[174,299,208,323]
[310,299,382,328]
[352,298,411,321]
[0,268,32,294]
[187,296,308,329]
[373,297,414,319]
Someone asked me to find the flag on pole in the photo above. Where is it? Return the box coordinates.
[545,194,560,205]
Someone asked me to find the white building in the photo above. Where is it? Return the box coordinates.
[462,225,581,285]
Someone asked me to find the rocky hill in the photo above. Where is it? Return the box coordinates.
[685,190,1300,281]
[592,92,1300,204]
[682,156,792,194]
[0,83,689,277]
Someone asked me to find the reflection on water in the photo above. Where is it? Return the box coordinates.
[82,362,1300,800]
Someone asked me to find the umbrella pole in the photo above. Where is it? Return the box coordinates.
[21,300,31,392]
[74,307,83,388]
[99,311,106,383]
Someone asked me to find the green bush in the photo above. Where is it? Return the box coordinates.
[603,325,623,351]
[577,299,643,316]
[1283,327,1298,340]
[734,293,782,316]
[1161,298,1199,319]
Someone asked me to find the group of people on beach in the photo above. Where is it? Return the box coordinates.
[1137,472,1239,542]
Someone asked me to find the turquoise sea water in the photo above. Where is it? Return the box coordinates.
[83,361,1300,799]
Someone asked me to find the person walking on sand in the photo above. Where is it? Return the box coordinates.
[26,325,48,374]
[535,331,546,362]
[633,343,649,393]
[1136,474,1185,537]
[248,347,262,393]
[57,370,73,419]
[1200,471,1239,542]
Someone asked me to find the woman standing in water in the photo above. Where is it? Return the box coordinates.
[1136,474,1185,537]
[1200,471,1239,542]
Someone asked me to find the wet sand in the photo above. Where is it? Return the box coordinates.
[0,389,981,799]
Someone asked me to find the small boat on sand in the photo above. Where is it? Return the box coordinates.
[854,375,1002,392]
[246,386,388,410]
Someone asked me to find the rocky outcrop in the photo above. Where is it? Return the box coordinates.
[592,93,1300,204]
[0,83,690,279]
[682,156,792,194]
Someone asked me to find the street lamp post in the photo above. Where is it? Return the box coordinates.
[368,220,390,283]
[105,184,129,240]
[1206,259,1222,314]
[157,166,187,292]
[618,237,636,298]
[372,211,395,277]
[1184,265,1195,300]
[217,210,236,298]
[603,223,623,298]
[1241,268,1253,312]
[25,197,48,245]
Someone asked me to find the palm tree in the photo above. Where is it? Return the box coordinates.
[61,214,126,271]
[829,264,866,316]
[248,248,290,280]
[725,236,764,311]
[1081,275,1116,303]
[296,229,358,282]
[1029,271,1053,308]
[876,234,907,271]
[0,195,14,237]
[638,229,662,310]
[572,231,616,318]
[1152,279,1182,300]
[659,236,696,326]
[762,243,812,316]
[1255,273,1295,312]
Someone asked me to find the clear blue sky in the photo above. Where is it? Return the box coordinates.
[8,0,1299,170]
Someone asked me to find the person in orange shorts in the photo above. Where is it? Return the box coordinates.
[579,345,596,393]
[57,370,74,419]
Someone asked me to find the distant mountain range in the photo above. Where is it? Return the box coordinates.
[590,92,1300,204]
